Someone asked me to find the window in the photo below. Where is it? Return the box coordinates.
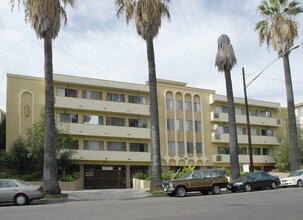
[168,141,175,154]
[56,113,78,123]
[263,148,269,155]
[235,107,245,115]
[82,90,102,100]
[167,119,174,130]
[177,141,185,154]
[217,125,229,134]
[106,117,125,126]
[185,101,192,111]
[107,93,125,102]
[176,120,184,131]
[129,95,147,104]
[0,180,17,188]
[216,105,228,113]
[261,129,273,136]
[238,147,247,155]
[176,101,183,110]
[218,146,229,154]
[260,110,272,118]
[57,88,78,98]
[185,120,193,131]
[195,121,201,132]
[84,141,104,151]
[83,115,103,125]
[194,102,201,112]
[250,109,259,116]
[250,128,260,136]
[253,148,261,155]
[130,143,148,152]
[187,142,194,154]
[196,143,202,154]
[166,99,173,109]
[129,119,147,128]
[237,127,246,135]
[298,108,303,117]
[107,142,126,151]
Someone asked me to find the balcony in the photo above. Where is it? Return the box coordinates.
[212,154,275,164]
[55,96,150,116]
[211,133,279,145]
[60,123,150,139]
[210,112,281,127]
[74,150,151,162]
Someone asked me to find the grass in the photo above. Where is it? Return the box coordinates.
[44,193,68,199]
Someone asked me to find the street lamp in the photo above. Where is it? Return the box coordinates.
[242,44,300,173]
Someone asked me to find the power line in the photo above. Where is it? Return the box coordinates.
[259,76,303,85]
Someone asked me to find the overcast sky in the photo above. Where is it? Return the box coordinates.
[1,0,303,111]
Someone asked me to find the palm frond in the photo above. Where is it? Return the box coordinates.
[215,34,237,72]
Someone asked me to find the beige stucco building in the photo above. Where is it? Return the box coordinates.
[6,73,282,189]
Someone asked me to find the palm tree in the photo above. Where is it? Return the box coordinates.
[215,34,240,181]
[255,0,303,171]
[10,0,75,194]
[115,0,170,191]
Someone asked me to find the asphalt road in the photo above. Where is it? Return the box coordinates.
[1,187,302,220]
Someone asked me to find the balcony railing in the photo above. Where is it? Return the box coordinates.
[212,154,275,163]
[211,133,279,145]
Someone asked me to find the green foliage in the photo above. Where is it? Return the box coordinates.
[1,113,76,177]
[218,168,230,176]
[60,174,76,182]
[0,115,6,150]
[0,171,42,181]
[272,118,303,172]
[134,171,151,180]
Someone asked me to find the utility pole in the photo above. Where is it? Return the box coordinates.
[242,67,254,172]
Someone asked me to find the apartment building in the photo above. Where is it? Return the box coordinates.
[6,73,282,189]
[295,102,303,134]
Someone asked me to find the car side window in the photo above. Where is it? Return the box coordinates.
[261,172,269,178]
[0,180,17,188]
[193,172,201,179]
[201,171,212,178]
[212,170,221,177]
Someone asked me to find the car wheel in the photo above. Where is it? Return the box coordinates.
[167,192,176,197]
[212,185,221,195]
[176,187,187,197]
[296,180,303,187]
[14,194,29,205]
[201,190,209,195]
[244,183,252,192]
[270,181,277,189]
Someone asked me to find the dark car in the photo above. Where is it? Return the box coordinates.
[227,171,281,192]
[162,169,228,197]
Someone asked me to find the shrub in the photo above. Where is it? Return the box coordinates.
[60,174,77,182]
[134,171,150,180]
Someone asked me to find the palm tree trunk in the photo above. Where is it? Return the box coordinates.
[224,69,240,181]
[282,54,301,171]
[146,37,162,191]
[43,30,61,194]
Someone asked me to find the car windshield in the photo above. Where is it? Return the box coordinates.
[14,179,30,186]
[288,171,302,177]
[180,172,193,180]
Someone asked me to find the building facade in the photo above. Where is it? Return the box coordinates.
[6,73,282,189]
[295,102,303,134]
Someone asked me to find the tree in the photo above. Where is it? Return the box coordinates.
[0,116,5,151]
[1,114,76,175]
[272,116,303,172]
[115,0,170,191]
[215,34,240,181]
[255,0,303,171]
[10,0,76,194]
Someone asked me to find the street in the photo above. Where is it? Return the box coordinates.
[1,187,302,220]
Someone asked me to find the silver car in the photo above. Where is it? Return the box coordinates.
[0,179,44,205]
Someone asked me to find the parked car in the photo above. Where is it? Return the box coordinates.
[280,170,303,187]
[227,171,280,192]
[162,169,228,197]
[0,179,44,205]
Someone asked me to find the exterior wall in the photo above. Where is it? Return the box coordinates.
[6,73,283,189]
[295,103,303,134]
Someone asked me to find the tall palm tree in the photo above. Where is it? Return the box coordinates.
[115,0,170,191]
[11,0,75,194]
[215,34,240,181]
[255,0,303,171]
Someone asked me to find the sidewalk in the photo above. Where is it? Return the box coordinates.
[65,189,152,201]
